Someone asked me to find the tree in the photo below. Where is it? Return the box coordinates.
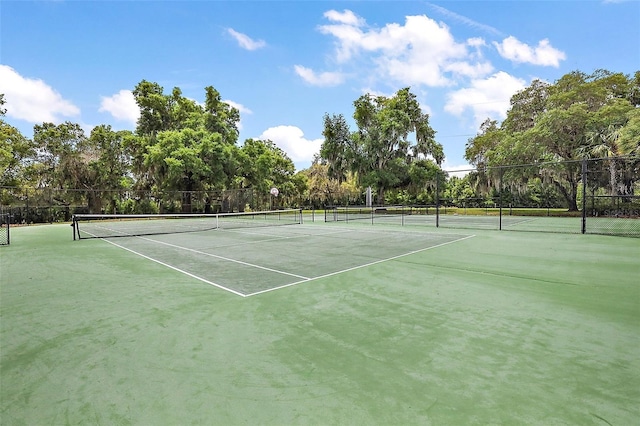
[85,125,133,212]
[501,79,549,133]
[298,161,359,207]
[1,117,34,188]
[133,80,174,136]
[144,128,229,212]
[444,175,476,205]
[464,119,502,169]
[320,113,353,183]
[30,123,132,213]
[204,86,240,145]
[321,87,443,204]
[618,109,640,156]
[465,69,639,211]
[33,122,87,189]
[129,81,243,211]
[239,139,296,196]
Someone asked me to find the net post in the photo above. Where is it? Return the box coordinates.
[299,208,303,225]
[71,215,77,241]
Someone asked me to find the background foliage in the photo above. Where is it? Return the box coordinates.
[1,70,639,221]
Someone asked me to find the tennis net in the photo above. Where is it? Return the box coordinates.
[72,209,303,240]
[324,205,418,223]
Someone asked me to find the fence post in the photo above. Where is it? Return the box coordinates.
[436,174,440,228]
[581,159,587,234]
[499,168,504,231]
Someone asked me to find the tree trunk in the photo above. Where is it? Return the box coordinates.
[609,158,618,196]
[182,174,194,213]
[181,191,192,213]
[377,187,385,206]
[87,192,102,214]
[553,179,578,211]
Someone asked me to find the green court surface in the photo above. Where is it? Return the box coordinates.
[1,221,638,424]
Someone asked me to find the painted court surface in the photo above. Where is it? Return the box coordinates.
[1,220,638,424]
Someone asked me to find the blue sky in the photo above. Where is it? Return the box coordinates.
[1,0,639,172]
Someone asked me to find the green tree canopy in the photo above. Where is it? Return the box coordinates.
[465,69,639,210]
[321,87,443,204]
[127,81,243,211]
[1,95,34,187]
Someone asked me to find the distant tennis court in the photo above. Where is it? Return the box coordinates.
[1,215,638,425]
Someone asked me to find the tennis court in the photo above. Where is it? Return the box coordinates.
[95,225,471,297]
[1,216,639,424]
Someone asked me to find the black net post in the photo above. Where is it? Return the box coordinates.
[581,159,588,234]
[72,215,78,240]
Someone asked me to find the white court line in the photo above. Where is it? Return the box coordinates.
[98,238,247,297]
[244,234,476,297]
[137,236,310,280]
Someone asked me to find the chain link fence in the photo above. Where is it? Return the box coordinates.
[324,156,639,237]
[435,156,639,237]
[0,213,9,245]
[3,156,638,237]
[0,187,267,224]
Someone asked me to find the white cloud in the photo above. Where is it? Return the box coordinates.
[0,64,80,123]
[324,9,365,26]
[227,28,266,51]
[494,36,566,67]
[444,71,526,126]
[99,90,139,124]
[294,65,345,87]
[467,37,487,48]
[444,61,494,79]
[318,11,491,87]
[258,125,323,165]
